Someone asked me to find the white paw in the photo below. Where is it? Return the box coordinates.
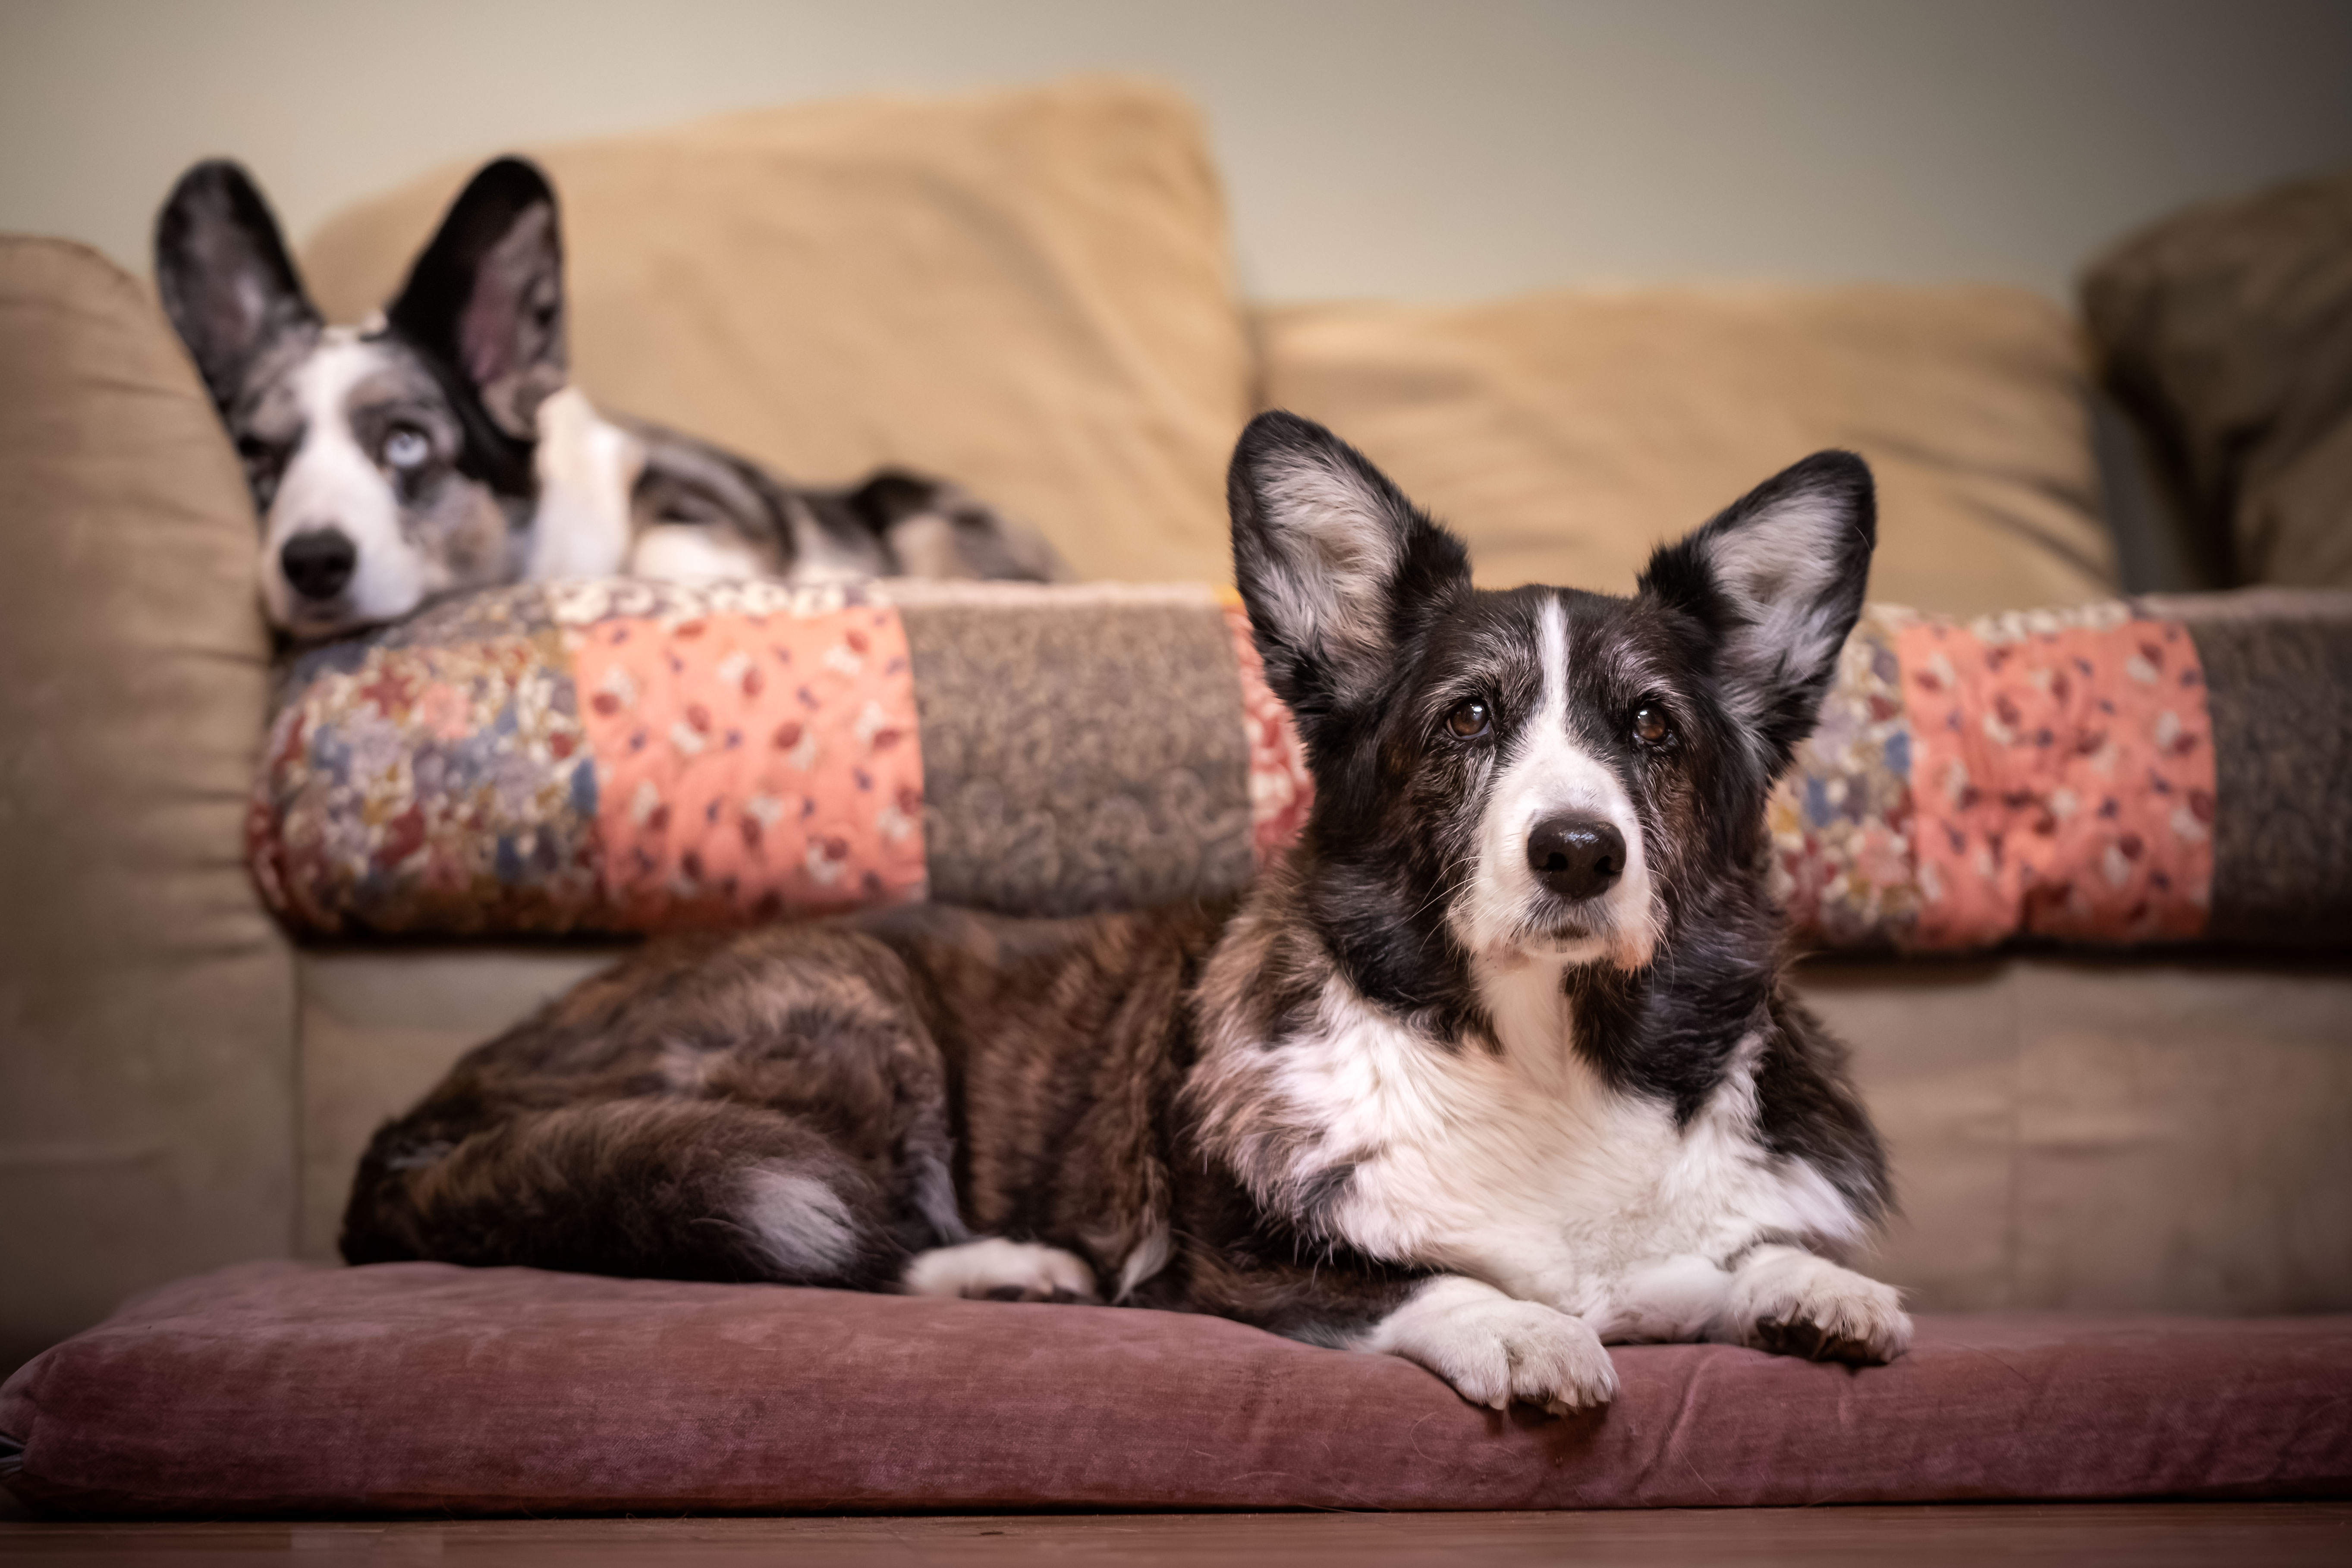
[1368,1276,1617,1415]
[901,1238,1099,1303]
[1726,1247,1911,1364]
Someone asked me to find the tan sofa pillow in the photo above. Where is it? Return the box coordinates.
[301,78,1249,585]
[1259,287,2119,615]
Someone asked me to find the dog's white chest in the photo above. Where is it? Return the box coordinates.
[527,388,643,581]
[1275,968,1850,1324]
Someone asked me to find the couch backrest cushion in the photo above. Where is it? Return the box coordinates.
[1258,286,2119,617]
[0,238,296,1379]
[299,78,1251,587]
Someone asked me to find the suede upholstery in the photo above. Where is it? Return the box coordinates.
[0,238,296,1382]
[4,1262,2347,1515]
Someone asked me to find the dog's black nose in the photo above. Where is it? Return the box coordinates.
[280,529,357,601]
[1527,815,1626,902]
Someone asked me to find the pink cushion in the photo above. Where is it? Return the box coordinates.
[4,1261,2346,1514]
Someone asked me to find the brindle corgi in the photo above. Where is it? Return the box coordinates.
[343,411,1906,1413]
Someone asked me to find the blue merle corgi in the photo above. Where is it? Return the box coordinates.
[342,411,1905,1414]
[155,157,1057,641]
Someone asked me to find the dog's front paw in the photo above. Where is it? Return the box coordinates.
[1367,1276,1616,1415]
[1727,1247,1910,1364]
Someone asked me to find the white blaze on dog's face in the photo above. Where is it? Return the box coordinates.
[233,327,520,636]
[1452,595,1660,970]
[157,159,570,639]
[1229,411,1874,1002]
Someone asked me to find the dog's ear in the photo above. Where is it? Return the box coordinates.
[154,160,319,411]
[1229,410,1470,746]
[1640,449,1875,771]
[386,157,566,439]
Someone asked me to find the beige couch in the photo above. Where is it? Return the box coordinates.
[4,78,2347,1378]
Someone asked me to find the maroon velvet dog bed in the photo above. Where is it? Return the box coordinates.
[3,1260,2347,1515]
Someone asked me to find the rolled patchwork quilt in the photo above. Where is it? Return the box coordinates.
[252,580,1299,937]
[250,580,2351,949]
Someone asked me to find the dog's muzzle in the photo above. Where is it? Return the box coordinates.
[1527,815,1625,902]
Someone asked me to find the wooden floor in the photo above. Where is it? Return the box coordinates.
[0,1505,2347,1566]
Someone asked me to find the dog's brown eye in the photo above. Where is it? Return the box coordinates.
[1446,698,1492,740]
[1633,703,1673,746]
[381,425,431,471]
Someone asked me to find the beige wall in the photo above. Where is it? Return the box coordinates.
[2,0,2348,305]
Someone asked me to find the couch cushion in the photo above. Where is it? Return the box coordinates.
[281,949,2352,1319]
[1258,286,2120,617]
[3,1261,2345,1515]
[298,79,1251,587]
[1801,954,2352,1317]
[0,238,296,1383]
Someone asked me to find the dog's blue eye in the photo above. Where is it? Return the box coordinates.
[382,427,431,471]
[1446,698,1492,740]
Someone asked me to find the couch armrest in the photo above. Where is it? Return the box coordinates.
[0,237,295,1378]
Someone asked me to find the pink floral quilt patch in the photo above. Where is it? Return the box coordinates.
[254,581,925,936]
[1766,603,2215,950]
[571,597,926,928]
[1898,608,2213,947]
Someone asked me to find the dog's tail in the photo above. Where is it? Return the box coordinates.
[340,1097,928,1288]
